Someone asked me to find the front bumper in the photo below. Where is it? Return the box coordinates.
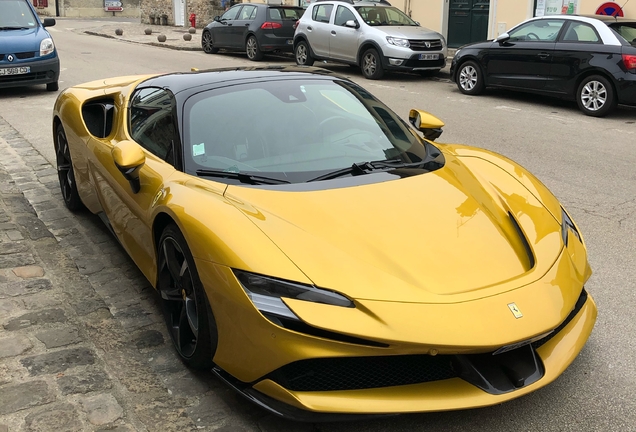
[615,71,636,106]
[0,56,59,89]
[381,44,447,71]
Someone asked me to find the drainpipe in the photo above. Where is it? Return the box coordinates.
[489,0,497,39]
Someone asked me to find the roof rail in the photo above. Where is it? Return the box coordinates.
[312,0,392,4]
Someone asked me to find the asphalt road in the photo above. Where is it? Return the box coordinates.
[1,18,635,431]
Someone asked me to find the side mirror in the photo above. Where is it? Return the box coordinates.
[344,19,359,29]
[409,109,444,141]
[112,140,145,193]
[213,15,220,22]
[496,32,510,44]
[42,18,56,27]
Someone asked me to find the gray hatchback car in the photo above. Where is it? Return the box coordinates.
[293,0,447,79]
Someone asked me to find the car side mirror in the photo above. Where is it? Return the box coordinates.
[112,140,145,194]
[409,109,444,141]
[213,15,221,22]
[42,18,56,27]
[496,32,510,44]
[345,19,359,29]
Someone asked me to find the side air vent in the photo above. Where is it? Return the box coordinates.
[82,99,116,138]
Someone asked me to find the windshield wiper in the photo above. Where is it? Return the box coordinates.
[307,159,425,182]
[196,169,290,185]
[0,26,29,30]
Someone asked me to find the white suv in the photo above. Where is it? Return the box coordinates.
[293,0,447,79]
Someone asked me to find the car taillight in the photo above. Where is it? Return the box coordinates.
[293,20,299,30]
[261,22,283,30]
[623,54,636,70]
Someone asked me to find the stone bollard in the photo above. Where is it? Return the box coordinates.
[157,34,167,43]
[115,28,123,36]
[144,28,152,35]
[188,27,196,34]
[183,33,192,41]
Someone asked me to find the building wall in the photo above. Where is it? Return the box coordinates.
[61,0,142,17]
[140,0,224,27]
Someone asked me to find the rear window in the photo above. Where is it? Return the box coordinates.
[611,23,636,46]
[0,0,38,28]
[268,7,303,21]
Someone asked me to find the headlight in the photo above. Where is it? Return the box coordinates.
[234,270,353,321]
[40,38,55,56]
[386,36,410,48]
[561,207,581,246]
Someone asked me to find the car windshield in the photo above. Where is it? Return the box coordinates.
[183,79,428,184]
[610,23,636,46]
[0,0,37,29]
[354,6,417,26]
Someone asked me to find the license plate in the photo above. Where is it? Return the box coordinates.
[0,66,30,76]
[419,54,439,61]
[286,39,293,45]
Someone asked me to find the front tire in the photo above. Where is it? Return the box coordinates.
[295,41,314,66]
[201,31,219,54]
[456,60,484,95]
[576,75,616,117]
[46,82,59,91]
[246,35,263,61]
[54,123,83,211]
[157,224,217,369]
[361,48,384,80]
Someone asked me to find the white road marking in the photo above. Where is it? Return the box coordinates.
[48,27,60,32]
[495,105,521,112]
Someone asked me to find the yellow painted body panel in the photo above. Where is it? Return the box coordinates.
[52,72,596,415]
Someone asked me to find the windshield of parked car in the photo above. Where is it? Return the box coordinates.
[354,6,417,26]
[0,0,37,29]
[183,78,428,184]
[611,23,636,46]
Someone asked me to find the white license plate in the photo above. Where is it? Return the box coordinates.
[418,54,439,61]
[0,66,30,76]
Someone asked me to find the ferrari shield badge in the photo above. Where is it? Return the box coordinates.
[508,303,523,319]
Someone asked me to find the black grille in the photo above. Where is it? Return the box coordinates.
[532,288,588,350]
[0,71,48,84]
[409,39,443,51]
[0,55,4,61]
[404,57,446,68]
[268,354,457,392]
[16,52,36,59]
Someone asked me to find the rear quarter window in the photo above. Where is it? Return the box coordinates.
[268,7,303,20]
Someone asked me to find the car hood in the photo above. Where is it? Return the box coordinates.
[373,25,441,40]
[226,153,563,304]
[0,27,49,54]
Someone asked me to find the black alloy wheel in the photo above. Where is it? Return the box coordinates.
[295,40,314,66]
[457,60,484,95]
[54,123,82,211]
[576,75,617,117]
[201,31,219,54]
[246,35,263,61]
[361,48,384,80]
[157,224,217,369]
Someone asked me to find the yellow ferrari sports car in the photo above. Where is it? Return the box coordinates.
[52,66,596,421]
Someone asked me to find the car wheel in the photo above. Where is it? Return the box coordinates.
[576,75,617,117]
[201,31,219,54]
[46,82,59,91]
[295,41,314,66]
[54,123,83,211]
[457,61,484,95]
[246,35,263,61]
[361,48,384,80]
[157,224,218,369]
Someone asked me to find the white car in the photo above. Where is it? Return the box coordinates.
[293,0,447,79]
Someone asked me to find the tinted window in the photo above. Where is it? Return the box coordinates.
[334,6,356,26]
[129,88,177,166]
[355,6,416,26]
[183,79,428,183]
[509,20,564,42]
[268,7,303,20]
[611,23,636,45]
[0,0,37,28]
[221,5,240,20]
[562,22,600,43]
[312,4,333,23]
[238,5,257,20]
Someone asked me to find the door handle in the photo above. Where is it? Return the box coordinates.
[245,23,249,26]
[228,23,233,27]
[307,26,313,31]
[331,30,336,35]
[537,53,550,59]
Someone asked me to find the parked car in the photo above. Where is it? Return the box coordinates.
[450,15,636,117]
[201,3,304,61]
[293,0,447,79]
[0,0,59,91]
[52,65,595,420]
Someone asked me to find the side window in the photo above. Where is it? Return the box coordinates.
[312,4,333,23]
[129,88,177,166]
[562,22,600,43]
[238,5,257,20]
[334,6,356,26]
[509,20,564,42]
[221,5,240,21]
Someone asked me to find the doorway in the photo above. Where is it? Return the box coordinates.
[447,0,490,48]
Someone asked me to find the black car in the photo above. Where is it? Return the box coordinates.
[450,15,636,117]
[201,3,304,61]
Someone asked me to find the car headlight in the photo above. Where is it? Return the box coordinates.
[234,270,353,321]
[561,207,581,246]
[386,36,410,48]
[40,38,55,56]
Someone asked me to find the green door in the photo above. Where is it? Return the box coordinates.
[448,0,490,48]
